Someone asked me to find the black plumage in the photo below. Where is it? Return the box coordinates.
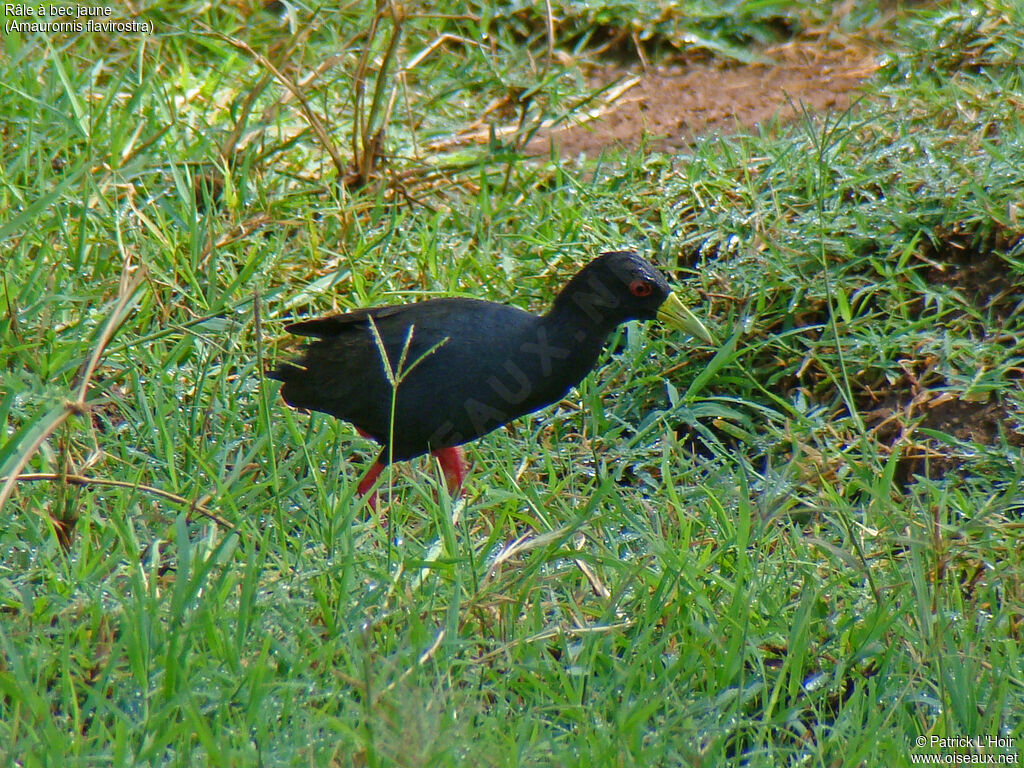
[270,251,712,506]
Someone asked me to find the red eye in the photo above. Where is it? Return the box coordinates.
[629,279,653,298]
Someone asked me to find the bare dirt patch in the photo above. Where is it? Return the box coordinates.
[530,36,880,157]
[862,386,1023,484]
[922,227,1024,328]
[888,237,1024,480]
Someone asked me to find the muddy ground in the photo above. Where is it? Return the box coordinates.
[531,35,879,155]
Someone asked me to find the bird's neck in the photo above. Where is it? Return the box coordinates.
[548,267,625,335]
[543,299,620,348]
[535,307,615,385]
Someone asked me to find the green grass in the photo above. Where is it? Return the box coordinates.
[2,1,1023,766]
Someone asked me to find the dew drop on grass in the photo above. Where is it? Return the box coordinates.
[802,672,826,693]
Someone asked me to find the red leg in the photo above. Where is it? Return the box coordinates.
[432,446,468,497]
[356,460,384,511]
[352,429,383,510]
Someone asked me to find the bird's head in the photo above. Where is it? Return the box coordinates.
[554,251,714,343]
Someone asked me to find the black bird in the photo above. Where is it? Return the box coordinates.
[270,251,713,508]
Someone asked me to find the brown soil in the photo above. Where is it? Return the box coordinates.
[529,36,880,157]
[922,228,1024,328]
[861,243,1024,483]
[862,387,1024,484]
